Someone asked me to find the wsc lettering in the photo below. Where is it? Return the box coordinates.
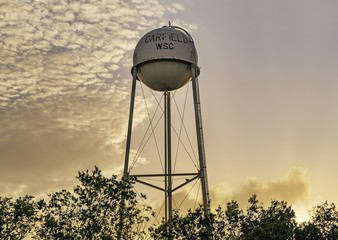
[156,42,174,50]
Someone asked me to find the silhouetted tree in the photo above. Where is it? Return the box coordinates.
[245,196,296,240]
[150,207,214,240]
[0,195,37,239]
[223,200,243,239]
[1,168,337,240]
[151,195,297,240]
[311,201,338,239]
[296,201,338,240]
[35,167,152,239]
[295,222,322,240]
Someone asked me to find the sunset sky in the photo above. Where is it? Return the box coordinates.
[1,0,338,221]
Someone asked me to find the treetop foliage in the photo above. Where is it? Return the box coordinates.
[1,167,337,239]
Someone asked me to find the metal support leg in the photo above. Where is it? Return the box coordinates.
[164,91,173,221]
[167,91,173,220]
[191,66,210,214]
[164,91,168,222]
[123,67,137,179]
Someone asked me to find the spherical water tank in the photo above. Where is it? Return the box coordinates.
[133,26,199,91]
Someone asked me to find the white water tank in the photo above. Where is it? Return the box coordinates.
[133,26,199,91]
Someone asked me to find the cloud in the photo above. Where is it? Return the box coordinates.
[150,167,309,213]
[142,167,310,221]
[0,93,131,197]
[0,0,178,108]
[167,3,185,14]
[147,167,311,222]
[210,166,310,208]
[0,0,188,197]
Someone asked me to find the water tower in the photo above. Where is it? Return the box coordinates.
[123,24,210,221]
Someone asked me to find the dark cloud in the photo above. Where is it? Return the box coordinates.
[0,0,188,197]
[0,94,129,196]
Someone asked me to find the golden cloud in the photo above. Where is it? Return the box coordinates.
[210,166,310,208]
[149,166,311,217]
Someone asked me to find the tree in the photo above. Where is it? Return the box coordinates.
[150,207,214,240]
[214,201,243,239]
[0,195,37,240]
[35,166,152,239]
[150,195,297,240]
[2,169,337,239]
[240,194,265,240]
[295,201,338,240]
[240,195,297,240]
[311,201,338,240]
[295,222,322,240]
